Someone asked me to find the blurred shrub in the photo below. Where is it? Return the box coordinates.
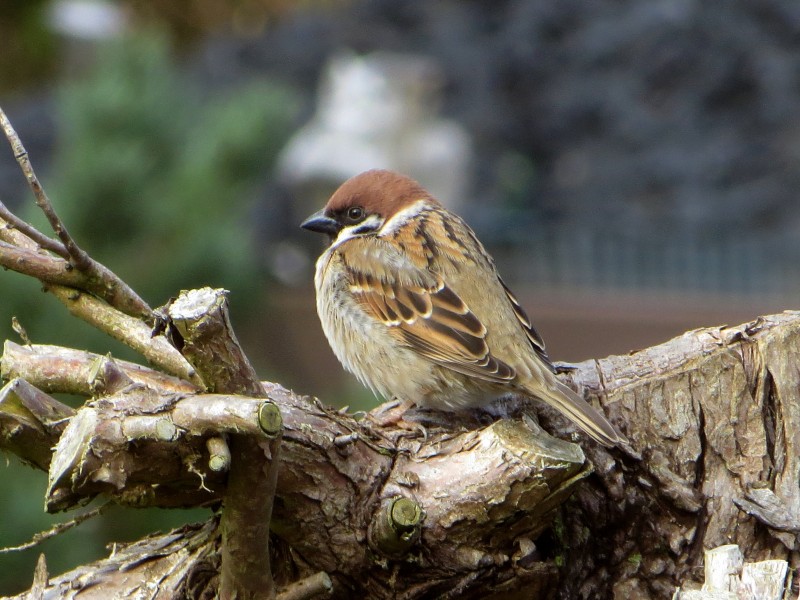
[0,0,56,93]
[0,30,298,593]
[2,31,299,356]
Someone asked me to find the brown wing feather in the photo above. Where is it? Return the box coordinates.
[498,277,555,372]
[342,238,515,383]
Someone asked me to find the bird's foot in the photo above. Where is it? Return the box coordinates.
[366,398,438,441]
[367,398,414,426]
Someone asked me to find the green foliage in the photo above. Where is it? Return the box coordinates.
[52,32,297,303]
[0,0,56,92]
[0,31,299,592]
[2,31,299,354]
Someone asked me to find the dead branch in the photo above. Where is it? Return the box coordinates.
[163,287,283,599]
[1,342,198,396]
[4,302,800,598]
[0,107,150,319]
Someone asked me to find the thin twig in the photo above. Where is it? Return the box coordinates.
[0,503,111,554]
[0,200,69,258]
[0,108,90,270]
[0,108,152,318]
[45,285,203,388]
[0,240,87,289]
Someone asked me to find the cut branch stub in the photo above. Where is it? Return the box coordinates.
[259,401,283,436]
[386,417,590,573]
[368,496,424,559]
[43,387,281,512]
[163,287,261,397]
[0,377,75,471]
[207,436,232,472]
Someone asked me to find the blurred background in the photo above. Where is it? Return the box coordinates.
[1,0,799,593]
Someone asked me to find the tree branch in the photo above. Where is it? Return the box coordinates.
[5,312,800,596]
[1,342,199,396]
[44,285,204,387]
[0,377,74,471]
[0,202,69,258]
[163,287,283,599]
[0,330,589,596]
[0,108,151,319]
[0,240,89,288]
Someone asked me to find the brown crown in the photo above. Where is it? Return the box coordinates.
[324,169,438,218]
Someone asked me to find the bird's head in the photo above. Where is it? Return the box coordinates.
[300,169,435,245]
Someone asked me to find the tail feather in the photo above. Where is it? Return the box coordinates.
[534,379,625,447]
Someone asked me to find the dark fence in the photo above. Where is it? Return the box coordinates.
[494,224,800,299]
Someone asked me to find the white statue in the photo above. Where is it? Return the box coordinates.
[277,51,473,213]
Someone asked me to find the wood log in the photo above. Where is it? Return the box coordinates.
[2,311,800,598]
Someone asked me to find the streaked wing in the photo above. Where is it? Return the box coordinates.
[499,278,555,372]
[343,238,516,383]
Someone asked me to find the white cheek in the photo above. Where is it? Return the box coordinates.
[331,227,359,249]
[331,214,383,249]
[378,200,427,237]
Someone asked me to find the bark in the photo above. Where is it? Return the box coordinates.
[163,288,283,600]
[2,311,799,599]
[554,312,800,599]
[674,544,789,599]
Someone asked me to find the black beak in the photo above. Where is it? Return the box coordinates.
[300,210,341,236]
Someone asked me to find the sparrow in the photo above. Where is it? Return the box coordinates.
[301,169,623,446]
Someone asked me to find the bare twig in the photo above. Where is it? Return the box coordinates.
[0,503,111,554]
[0,108,90,270]
[0,201,69,258]
[45,285,203,387]
[0,108,152,319]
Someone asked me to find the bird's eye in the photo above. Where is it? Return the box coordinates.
[346,207,365,222]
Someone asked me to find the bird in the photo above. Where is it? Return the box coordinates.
[300,169,624,446]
